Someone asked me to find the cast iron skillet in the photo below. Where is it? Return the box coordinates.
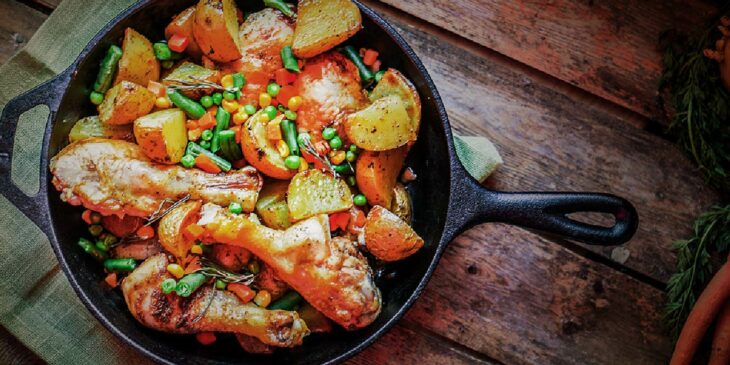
[0,1,638,363]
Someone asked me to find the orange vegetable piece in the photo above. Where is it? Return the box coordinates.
[229,125,242,144]
[136,225,155,239]
[201,56,216,70]
[81,210,92,225]
[184,223,205,241]
[196,332,217,345]
[197,110,217,129]
[363,49,378,66]
[266,120,282,141]
[228,283,256,303]
[168,34,189,53]
[274,68,297,86]
[372,60,381,72]
[104,272,118,288]
[329,212,350,232]
[276,85,297,106]
[184,256,201,274]
[186,120,199,130]
[195,154,222,174]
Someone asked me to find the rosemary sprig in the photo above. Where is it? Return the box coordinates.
[114,195,191,245]
[166,77,228,93]
[298,133,342,177]
[195,256,256,285]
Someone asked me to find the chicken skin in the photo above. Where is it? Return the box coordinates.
[50,138,262,217]
[196,203,381,330]
[121,253,309,347]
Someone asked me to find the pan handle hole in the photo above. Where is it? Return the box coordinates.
[566,212,616,228]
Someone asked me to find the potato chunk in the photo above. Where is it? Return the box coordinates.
[369,68,421,135]
[165,6,203,59]
[355,146,407,208]
[163,61,221,99]
[255,180,292,230]
[114,28,160,86]
[292,0,362,58]
[68,116,134,143]
[98,81,155,125]
[158,201,202,262]
[193,0,242,62]
[345,95,415,151]
[287,169,353,221]
[365,205,423,262]
[133,108,188,164]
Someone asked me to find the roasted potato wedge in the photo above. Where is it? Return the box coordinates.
[255,180,292,230]
[162,61,221,99]
[355,146,407,208]
[68,116,134,143]
[133,108,188,164]
[234,8,295,76]
[390,183,412,224]
[164,6,203,59]
[157,200,202,262]
[114,28,160,86]
[241,111,297,179]
[287,169,353,221]
[98,81,155,125]
[292,0,362,58]
[345,95,415,151]
[365,205,424,262]
[369,68,421,135]
[193,0,242,62]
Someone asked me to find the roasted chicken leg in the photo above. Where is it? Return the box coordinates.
[50,138,262,217]
[197,203,381,330]
[121,253,308,347]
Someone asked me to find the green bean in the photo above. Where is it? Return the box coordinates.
[280,119,300,156]
[78,238,107,261]
[161,278,177,294]
[219,130,243,162]
[280,46,300,72]
[212,92,223,105]
[263,0,295,18]
[210,107,230,153]
[341,46,375,83]
[103,258,138,273]
[268,291,303,310]
[186,142,232,172]
[175,272,207,297]
[93,45,123,94]
[375,70,386,83]
[232,73,246,89]
[167,88,206,119]
[333,163,353,175]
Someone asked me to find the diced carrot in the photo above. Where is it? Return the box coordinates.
[372,60,382,72]
[104,272,118,288]
[195,154,222,174]
[197,110,217,129]
[186,120,199,130]
[147,81,166,97]
[187,128,202,142]
[297,59,304,69]
[276,85,298,106]
[229,125,242,144]
[329,212,350,232]
[228,283,256,303]
[274,68,297,85]
[201,56,215,70]
[168,34,189,53]
[136,225,155,239]
[245,71,270,86]
[81,210,92,225]
[184,223,205,241]
[196,332,217,345]
[266,120,282,141]
[353,209,366,227]
[363,49,379,66]
[184,256,201,274]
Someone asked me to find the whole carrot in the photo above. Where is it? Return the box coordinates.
[670,257,730,365]
[709,300,730,365]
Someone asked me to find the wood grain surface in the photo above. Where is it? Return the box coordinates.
[377,0,718,123]
[0,1,46,65]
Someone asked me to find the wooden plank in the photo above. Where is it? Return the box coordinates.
[0,1,47,65]
[402,225,671,365]
[0,325,44,365]
[375,0,717,122]
[367,1,718,283]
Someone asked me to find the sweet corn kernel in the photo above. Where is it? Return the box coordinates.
[222,100,240,114]
[287,96,302,111]
[276,140,290,157]
[233,111,248,125]
[298,157,308,172]
[253,290,272,307]
[190,245,203,255]
[330,150,346,165]
[259,92,272,108]
[259,113,270,123]
[155,96,171,109]
[221,74,234,89]
[166,263,185,279]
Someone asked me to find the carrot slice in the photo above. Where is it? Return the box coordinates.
[184,223,205,241]
[195,154,222,174]
[197,110,217,129]
[104,272,118,288]
[363,49,379,66]
[168,34,189,53]
[228,283,256,303]
[276,85,297,106]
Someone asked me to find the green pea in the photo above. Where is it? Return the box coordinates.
[201,129,213,141]
[153,42,172,61]
[229,202,243,214]
[199,140,211,150]
[161,278,177,294]
[215,279,227,290]
[263,105,278,120]
[375,70,386,83]
[347,175,356,186]
[200,95,214,108]
[95,239,109,252]
[346,150,357,163]
[349,144,359,153]
[181,155,195,168]
[297,132,311,147]
[267,83,281,97]
[329,136,343,150]
[89,91,104,105]
[284,110,297,120]
[353,194,367,206]
[89,224,103,237]
[223,90,236,101]
[284,155,301,169]
[212,93,223,105]
[322,127,337,140]
[161,60,174,69]
[243,104,257,115]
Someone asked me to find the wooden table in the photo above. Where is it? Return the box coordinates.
[0,0,720,364]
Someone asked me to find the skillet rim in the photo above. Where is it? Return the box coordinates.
[41,0,461,363]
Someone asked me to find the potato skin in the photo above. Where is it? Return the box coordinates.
[292,0,362,58]
[164,6,203,59]
[345,95,415,151]
[98,81,155,125]
[369,68,422,135]
[157,200,202,262]
[114,28,160,86]
[162,61,221,99]
[241,111,297,179]
[365,205,424,262]
[355,146,407,208]
[133,108,188,164]
[193,0,242,62]
[390,183,412,224]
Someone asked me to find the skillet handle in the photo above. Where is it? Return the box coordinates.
[0,72,69,233]
[450,174,638,246]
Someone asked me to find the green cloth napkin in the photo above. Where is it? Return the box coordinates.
[0,1,501,363]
